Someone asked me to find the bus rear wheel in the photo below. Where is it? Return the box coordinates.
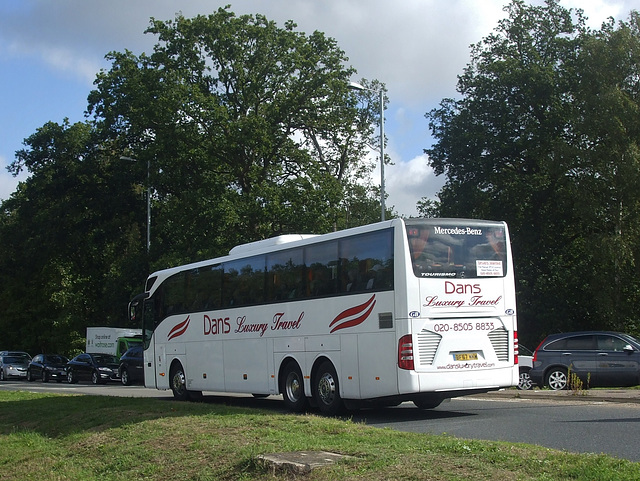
[413,395,443,409]
[312,361,344,416]
[281,361,307,412]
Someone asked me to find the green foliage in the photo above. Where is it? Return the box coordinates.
[0,8,383,355]
[426,0,640,345]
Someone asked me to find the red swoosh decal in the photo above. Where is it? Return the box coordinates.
[168,316,190,340]
[329,295,376,333]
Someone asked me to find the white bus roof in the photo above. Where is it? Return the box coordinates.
[229,234,318,256]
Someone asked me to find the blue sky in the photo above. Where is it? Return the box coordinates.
[0,0,636,217]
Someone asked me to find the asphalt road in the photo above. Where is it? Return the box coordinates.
[2,381,639,462]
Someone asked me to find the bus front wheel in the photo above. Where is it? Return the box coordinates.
[281,361,307,413]
[312,361,344,416]
[170,363,190,401]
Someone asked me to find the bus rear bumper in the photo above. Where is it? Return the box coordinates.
[398,366,518,394]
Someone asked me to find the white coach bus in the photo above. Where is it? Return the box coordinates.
[130,218,519,414]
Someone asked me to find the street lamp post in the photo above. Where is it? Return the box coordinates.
[349,81,386,221]
[121,156,151,253]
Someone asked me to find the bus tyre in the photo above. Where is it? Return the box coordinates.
[546,367,568,390]
[312,361,344,416]
[170,363,190,401]
[281,361,307,413]
[413,396,443,409]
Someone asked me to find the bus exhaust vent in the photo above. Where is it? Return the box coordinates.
[488,327,509,362]
[416,330,442,366]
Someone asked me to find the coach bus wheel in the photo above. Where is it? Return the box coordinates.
[413,395,443,409]
[312,361,344,416]
[281,361,307,412]
[170,363,189,401]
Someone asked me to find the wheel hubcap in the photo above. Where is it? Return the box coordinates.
[286,373,301,401]
[549,371,566,390]
[318,373,336,405]
[172,370,186,394]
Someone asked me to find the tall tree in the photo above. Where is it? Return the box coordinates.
[87,8,381,269]
[0,9,383,354]
[0,120,146,354]
[425,0,640,344]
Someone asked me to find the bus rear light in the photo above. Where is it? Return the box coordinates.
[514,331,519,365]
[398,335,414,370]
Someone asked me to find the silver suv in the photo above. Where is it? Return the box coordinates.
[529,331,640,390]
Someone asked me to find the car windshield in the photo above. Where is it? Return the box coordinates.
[4,356,28,363]
[46,355,67,364]
[620,333,640,346]
[92,354,117,364]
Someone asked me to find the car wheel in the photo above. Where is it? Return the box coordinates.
[27,369,33,382]
[280,361,307,412]
[67,369,78,384]
[41,370,49,383]
[517,369,533,390]
[312,361,344,416]
[91,370,101,385]
[546,367,568,390]
[121,367,131,386]
[0,369,4,381]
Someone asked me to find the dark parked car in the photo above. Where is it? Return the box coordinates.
[0,351,31,381]
[27,354,69,383]
[529,331,640,390]
[66,353,120,385]
[118,345,144,386]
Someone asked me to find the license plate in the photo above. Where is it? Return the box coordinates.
[454,353,478,361]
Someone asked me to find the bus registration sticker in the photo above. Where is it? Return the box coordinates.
[454,353,478,361]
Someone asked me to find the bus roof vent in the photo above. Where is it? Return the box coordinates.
[229,234,318,256]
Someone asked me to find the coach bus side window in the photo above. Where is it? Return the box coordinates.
[267,249,304,301]
[192,265,222,310]
[223,256,266,307]
[305,241,338,298]
[340,229,393,293]
[162,272,187,317]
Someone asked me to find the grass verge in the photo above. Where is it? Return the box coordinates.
[0,390,637,480]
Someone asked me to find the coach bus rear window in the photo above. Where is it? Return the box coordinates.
[407,224,507,278]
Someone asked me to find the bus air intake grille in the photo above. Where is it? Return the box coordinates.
[488,327,509,361]
[416,330,442,366]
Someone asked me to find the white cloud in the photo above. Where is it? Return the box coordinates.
[0,155,25,202]
[386,154,445,218]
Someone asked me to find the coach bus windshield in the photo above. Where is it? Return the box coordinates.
[407,222,507,279]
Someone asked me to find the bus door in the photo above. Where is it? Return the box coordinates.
[141,297,158,389]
